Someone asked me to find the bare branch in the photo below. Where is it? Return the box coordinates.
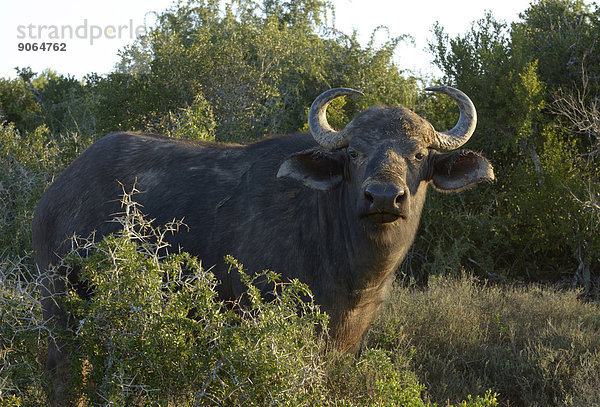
[551,68,600,157]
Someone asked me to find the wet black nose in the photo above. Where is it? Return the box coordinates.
[363,184,406,211]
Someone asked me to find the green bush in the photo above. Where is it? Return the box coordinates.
[0,76,42,132]
[0,257,47,406]
[423,1,600,286]
[0,123,92,259]
[90,0,418,141]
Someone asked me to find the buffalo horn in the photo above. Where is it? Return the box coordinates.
[308,88,364,150]
[425,86,477,150]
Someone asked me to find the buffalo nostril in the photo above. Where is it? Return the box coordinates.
[364,184,405,209]
[395,189,406,206]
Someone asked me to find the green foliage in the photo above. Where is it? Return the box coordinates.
[0,258,47,406]
[429,13,515,142]
[92,0,417,141]
[325,349,427,406]
[167,93,217,140]
[0,76,41,132]
[512,0,600,94]
[413,120,598,283]
[261,0,331,27]
[36,72,98,135]
[370,274,600,406]
[0,68,98,135]
[424,0,600,286]
[0,123,92,258]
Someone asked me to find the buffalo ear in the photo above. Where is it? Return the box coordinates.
[277,148,345,191]
[431,150,495,192]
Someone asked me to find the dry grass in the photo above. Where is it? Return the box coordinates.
[368,273,600,406]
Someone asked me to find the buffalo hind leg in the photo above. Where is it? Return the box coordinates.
[40,267,78,407]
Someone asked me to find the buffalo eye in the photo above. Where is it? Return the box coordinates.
[414,152,425,161]
[348,148,359,160]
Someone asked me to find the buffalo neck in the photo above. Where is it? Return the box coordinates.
[315,180,428,302]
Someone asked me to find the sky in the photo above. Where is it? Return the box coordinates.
[0,0,536,81]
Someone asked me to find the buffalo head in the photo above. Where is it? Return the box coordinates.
[278,86,494,230]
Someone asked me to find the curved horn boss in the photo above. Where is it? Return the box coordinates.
[308,86,477,151]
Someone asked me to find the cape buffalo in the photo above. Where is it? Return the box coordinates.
[33,86,494,403]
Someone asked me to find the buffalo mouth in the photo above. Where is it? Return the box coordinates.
[363,210,404,224]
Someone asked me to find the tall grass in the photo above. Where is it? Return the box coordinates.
[369,274,600,406]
